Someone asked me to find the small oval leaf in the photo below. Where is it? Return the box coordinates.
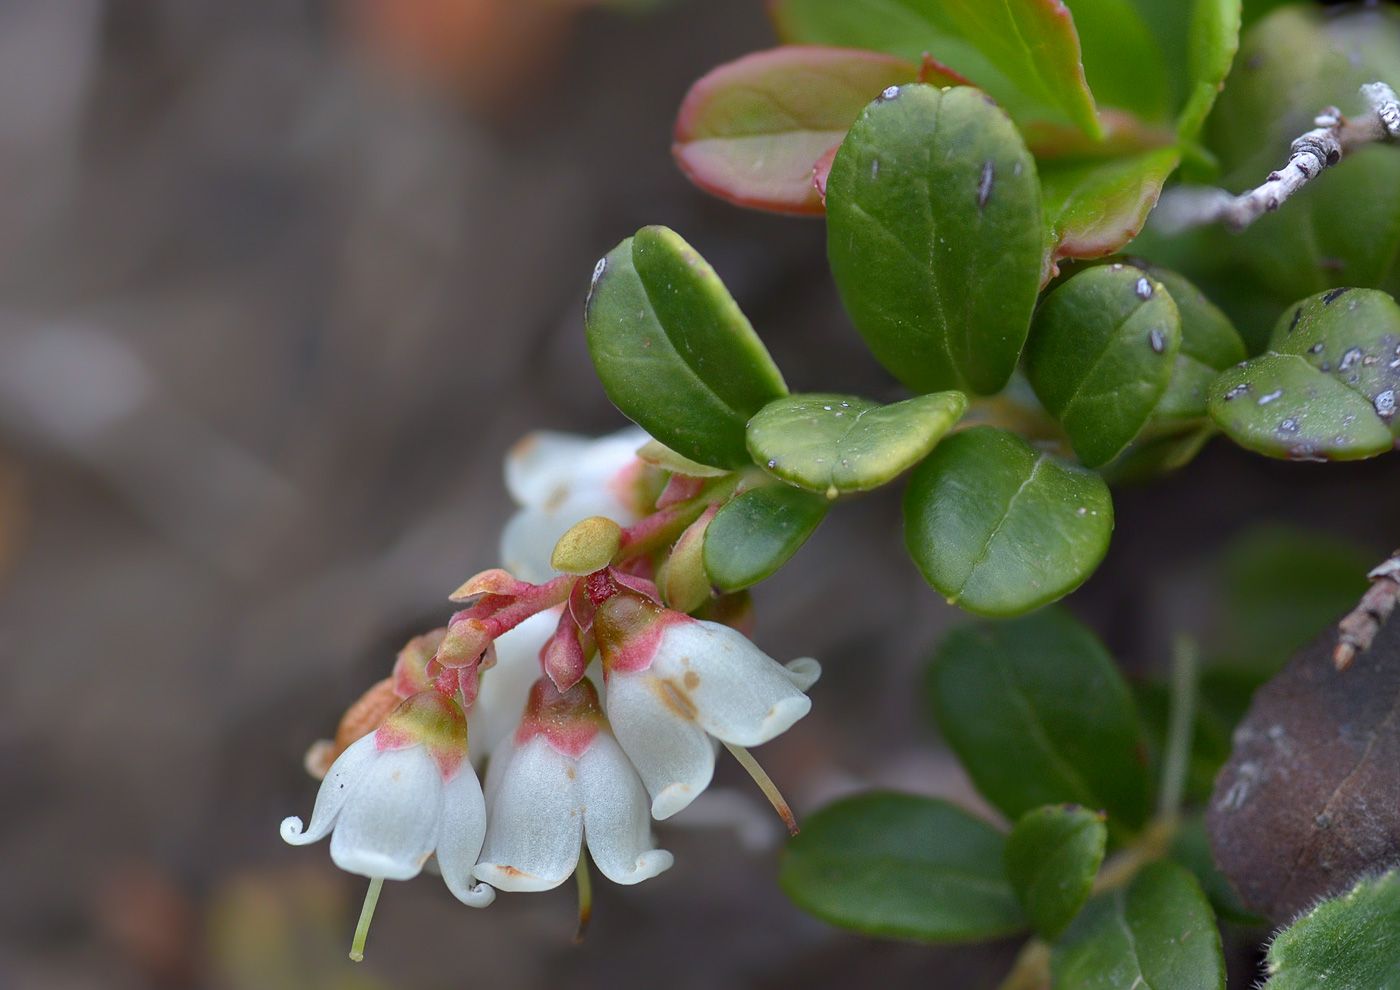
[746,391,967,496]
[1208,288,1400,461]
[1026,264,1183,468]
[904,426,1114,614]
[780,792,1027,942]
[1263,871,1400,990]
[673,46,918,215]
[1042,149,1181,270]
[827,84,1043,395]
[1005,805,1108,939]
[927,608,1151,827]
[702,483,827,592]
[584,226,788,469]
[1052,861,1226,990]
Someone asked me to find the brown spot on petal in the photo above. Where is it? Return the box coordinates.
[565,765,576,780]
[656,678,698,721]
[683,671,700,690]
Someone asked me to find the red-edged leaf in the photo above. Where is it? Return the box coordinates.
[673,45,917,215]
[918,53,972,87]
[1043,147,1181,275]
[811,145,837,205]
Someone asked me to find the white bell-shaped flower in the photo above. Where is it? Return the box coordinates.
[474,677,673,892]
[281,690,495,907]
[499,427,651,584]
[595,593,820,820]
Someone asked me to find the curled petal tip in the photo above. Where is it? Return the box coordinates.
[280,816,311,844]
[650,783,697,821]
[613,850,675,885]
[783,657,821,692]
[451,881,497,908]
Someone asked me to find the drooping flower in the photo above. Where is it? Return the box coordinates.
[499,426,654,583]
[592,589,820,820]
[474,677,673,891]
[281,690,495,908]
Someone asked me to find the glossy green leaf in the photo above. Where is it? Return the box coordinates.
[584,226,787,469]
[672,46,917,215]
[827,85,1043,395]
[1043,149,1181,271]
[926,608,1151,826]
[1005,805,1107,939]
[746,391,967,496]
[904,426,1114,615]
[1052,861,1225,990]
[1178,0,1242,139]
[1263,871,1400,990]
[780,792,1027,941]
[702,483,827,591]
[1026,265,1182,467]
[1097,265,1244,481]
[769,0,1101,136]
[1208,288,1400,460]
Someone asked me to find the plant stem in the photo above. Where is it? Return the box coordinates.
[1157,634,1199,824]
[349,876,383,963]
[995,939,1051,990]
[573,848,593,944]
[723,741,799,836]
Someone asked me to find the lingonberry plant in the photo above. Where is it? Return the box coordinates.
[282,1,1400,985]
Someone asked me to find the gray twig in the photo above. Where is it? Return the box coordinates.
[1154,82,1400,234]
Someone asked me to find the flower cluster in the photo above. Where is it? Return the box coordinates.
[281,429,820,958]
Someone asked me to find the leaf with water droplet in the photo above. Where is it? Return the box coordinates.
[1097,265,1246,481]
[1042,149,1181,273]
[672,46,918,215]
[1261,871,1400,990]
[1005,805,1107,939]
[1026,264,1182,467]
[780,792,1027,942]
[702,482,827,592]
[1208,288,1400,460]
[1208,607,1400,922]
[745,391,967,496]
[927,608,1151,827]
[827,85,1043,395]
[584,226,787,469]
[904,425,1114,616]
[1051,861,1226,990]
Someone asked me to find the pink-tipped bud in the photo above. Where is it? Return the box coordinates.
[375,690,469,780]
[393,627,447,697]
[515,677,607,760]
[542,610,590,692]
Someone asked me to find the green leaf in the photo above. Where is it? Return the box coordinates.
[1005,805,1107,938]
[1062,0,1170,122]
[1043,149,1181,271]
[1177,0,1241,139]
[1052,861,1225,990]
[827,84,1043,395]
[926,608,1151,826]
[1026,264,1183,468]
[780,792,1027,941]
[672,46,918,215]
[746,391,967,496]
[1208,288,1400,460]
[904,426,1114,615]
[1263,871,1400,990]
[584,226,788,469]
[702,483,827,591]
[1170,814,1266,926]
[769,0,1101,136]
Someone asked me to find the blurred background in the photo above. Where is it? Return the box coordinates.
[0,1,1396,987]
